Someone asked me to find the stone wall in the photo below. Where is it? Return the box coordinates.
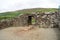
[0,12,59,29]
[57,11,60,29]
[37,12,59,28]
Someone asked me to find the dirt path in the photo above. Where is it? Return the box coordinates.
[0,27,60,40]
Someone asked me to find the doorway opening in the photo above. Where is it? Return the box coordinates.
[28,16,36,25]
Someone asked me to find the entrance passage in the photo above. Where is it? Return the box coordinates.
[28,16,36,25]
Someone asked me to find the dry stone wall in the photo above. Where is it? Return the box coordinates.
[0,12,59,29]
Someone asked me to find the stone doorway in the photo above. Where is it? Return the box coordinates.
[28,16,36,25]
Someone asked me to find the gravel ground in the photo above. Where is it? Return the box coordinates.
[0,27,60,40]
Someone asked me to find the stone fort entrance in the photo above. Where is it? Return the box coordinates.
[0,12,59,29]
[14,12,58,28]
[28,16,36,25]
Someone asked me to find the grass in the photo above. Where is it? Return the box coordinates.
[0,12,20,20]
[0,8,58,20]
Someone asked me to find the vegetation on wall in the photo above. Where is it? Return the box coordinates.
[0,8,58,20]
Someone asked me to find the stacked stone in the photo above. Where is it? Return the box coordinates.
[58,7,60,28]
[0,19,12,29]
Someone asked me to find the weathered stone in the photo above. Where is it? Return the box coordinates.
[0,12,59,29]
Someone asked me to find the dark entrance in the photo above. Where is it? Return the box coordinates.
[28,16,32,25]
[28,16,36,25]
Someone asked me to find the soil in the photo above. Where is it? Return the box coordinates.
[0,26,60,40]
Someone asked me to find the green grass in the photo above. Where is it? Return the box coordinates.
[0,12,20,20]
[0,8,58,20]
